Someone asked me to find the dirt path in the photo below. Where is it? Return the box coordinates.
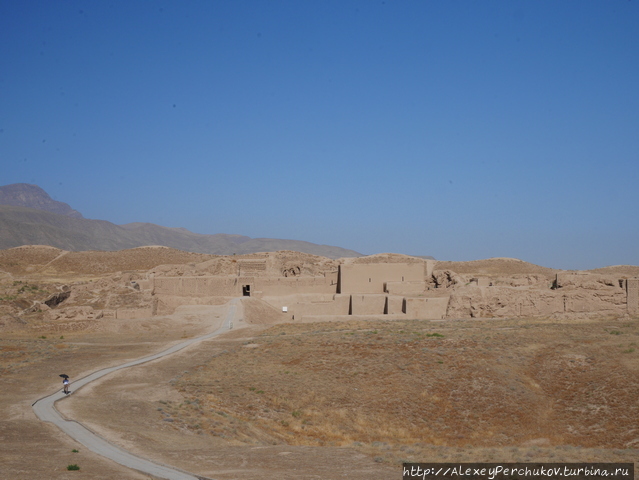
[37,249,69,273]
[32,299,240,480]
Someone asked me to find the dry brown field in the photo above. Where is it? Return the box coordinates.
[1,247,638,479]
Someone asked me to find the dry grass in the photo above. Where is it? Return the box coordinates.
[435,258,558,276]
[170,317,639,465]
[2,246,638,478]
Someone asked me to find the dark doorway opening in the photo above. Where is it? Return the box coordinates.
[242,285,251,297]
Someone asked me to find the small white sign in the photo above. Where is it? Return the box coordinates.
[282,306,288,313]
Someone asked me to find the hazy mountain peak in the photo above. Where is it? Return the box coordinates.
[0,184,363,258]
[0,183,84,218]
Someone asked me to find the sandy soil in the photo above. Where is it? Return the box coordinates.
[52,314,639,480]
[0,305,224,479]
[1,247,638,479]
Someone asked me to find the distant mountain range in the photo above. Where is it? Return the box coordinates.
[0,183,362,259]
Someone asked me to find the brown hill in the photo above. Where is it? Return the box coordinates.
[0,245,216,276]
[0,245,64,274]
[435,257,558,276]
[586,265,639,276]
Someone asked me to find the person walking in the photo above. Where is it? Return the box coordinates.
[63,376,70,395]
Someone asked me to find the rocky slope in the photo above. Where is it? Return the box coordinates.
[0,183,83,218]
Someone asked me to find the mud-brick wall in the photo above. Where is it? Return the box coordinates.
[562,290,626,314]
[299,295,350,316]
[339,263,425,294]
[555,273,627,315]
[519,293,565,316]
[237,260,267,276]
[446,286,626,319]
[386,281,426,295]
[154,295,234,315]
[153,276,242,297]
[628,279,639,315]
[404,297,449,319]
[263,294,351,318]
[350,294,387,315]
[556,272,620,289]
[254,276,337,296]
[386,295,404,314]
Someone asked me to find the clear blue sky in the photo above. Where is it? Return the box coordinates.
[1,1,638,269]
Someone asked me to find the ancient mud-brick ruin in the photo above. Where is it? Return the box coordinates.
[18,248,637,322]
[628,278,639,315]
[121,252,639,322]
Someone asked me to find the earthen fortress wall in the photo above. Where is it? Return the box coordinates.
[148,257,639,320]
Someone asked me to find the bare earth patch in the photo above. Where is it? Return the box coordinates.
[1,247,638,479]
[59,316,638,479]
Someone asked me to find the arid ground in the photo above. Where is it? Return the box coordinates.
[1,248,638,479]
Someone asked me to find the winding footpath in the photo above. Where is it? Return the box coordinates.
[32,299,241,480]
